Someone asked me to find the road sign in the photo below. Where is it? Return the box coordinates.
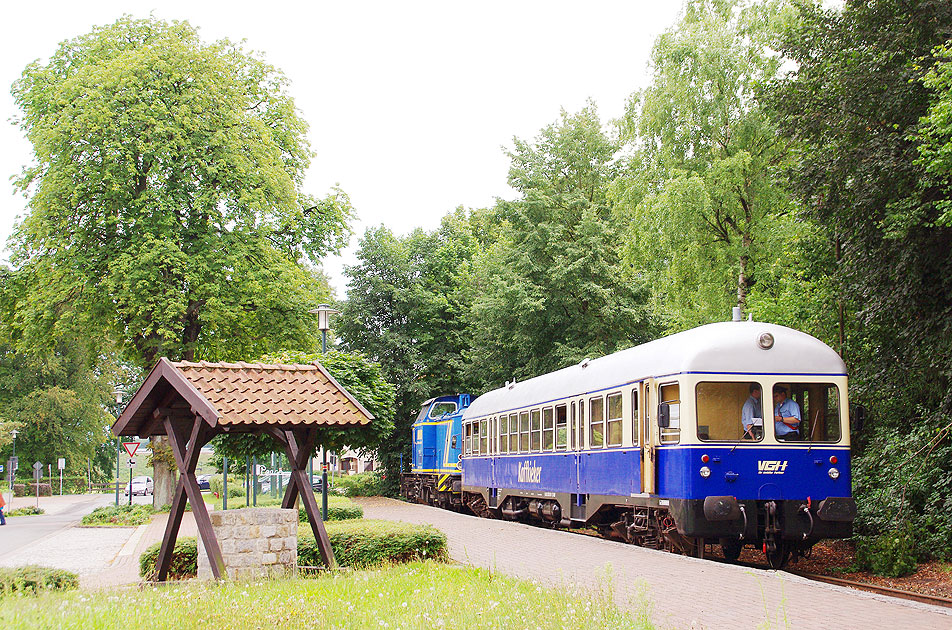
[128,459,135,467]
[33,461,42,471]
[58,458,65,470]
[0,465,4,473]
[123,442,139,458]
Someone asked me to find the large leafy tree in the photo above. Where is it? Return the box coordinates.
[337,211,481,492]
[469,104,655,386]
[769,0,952,558]
[7,17,350,505]
[9,16,350,368]
[617,0,804,330]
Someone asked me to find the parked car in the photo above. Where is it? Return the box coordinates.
[196,475,211,491]
[125,476,154,496]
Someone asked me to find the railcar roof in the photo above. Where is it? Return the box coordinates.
[464,321,846,419]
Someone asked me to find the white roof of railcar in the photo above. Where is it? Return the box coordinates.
[463,321,846,420]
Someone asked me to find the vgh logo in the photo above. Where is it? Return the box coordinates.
[757,460,789,475]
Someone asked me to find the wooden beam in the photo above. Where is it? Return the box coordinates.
[154,473,188,582]
[163,416,225,580]
[277,428,337,569]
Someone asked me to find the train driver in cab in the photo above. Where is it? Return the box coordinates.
[741,383,763,439]
[773,385,802,440]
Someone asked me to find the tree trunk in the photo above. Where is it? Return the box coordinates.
[151,436,176,508]
[737,233,752,313]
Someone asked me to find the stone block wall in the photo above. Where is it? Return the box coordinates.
[197,508,298,580]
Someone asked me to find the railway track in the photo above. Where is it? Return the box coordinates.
[787,570,952,610]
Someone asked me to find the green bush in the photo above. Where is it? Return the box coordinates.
[854,528,918,577]
[139,538,199,580]
[81,504,155,527]
[6,505,44,517]
[209,475,245,498]
[298,496,363,522]
[299,520,448,568]
[333,472,382,497]
[0,566,78,595]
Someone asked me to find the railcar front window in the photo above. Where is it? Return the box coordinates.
[543,407,555,450]
[696,382,764,442]
[773,383,842,443]
[590,397,605,448]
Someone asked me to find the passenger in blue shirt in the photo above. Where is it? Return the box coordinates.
[741,383,763,439]
[772,385,801,440]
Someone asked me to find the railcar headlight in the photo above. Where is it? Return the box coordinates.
[828,467,840,480]
[699,466,711,478]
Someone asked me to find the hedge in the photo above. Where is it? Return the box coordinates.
[299,520,448,568]
[298,496,363,522]
[332,472,383,497]
[139,538,199,580]
[81,504,155,527]
[137,520,447,578]
[0,566,78,595]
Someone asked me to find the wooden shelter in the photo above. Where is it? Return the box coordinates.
[112,358,374,581]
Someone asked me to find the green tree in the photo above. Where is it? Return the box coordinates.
[337,210,482,493]
[769,0,952,559]
[617,0,802,330]
[8,16,351,505]
[469,104,655,387]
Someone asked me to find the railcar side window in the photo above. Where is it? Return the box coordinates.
[578,402,585,449]
[555,404,568,449]
[631,389,640,446]
[660,383,680,444]
[570,402,577,449]
[519,411,530,452]
[590,396,605,448]
[509,413,519,452]
[543,407,555,450]
[530,409,542,451]
[774,383,842,443]
[499,415,509,453]
[606,392,623,447]
[480,419,488,454]
[464,422,472,455]
[696,382,764,442]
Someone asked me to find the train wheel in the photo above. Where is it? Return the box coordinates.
[720,538,743,562]
[766,542,790,569]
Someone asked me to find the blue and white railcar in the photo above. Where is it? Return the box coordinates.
[401,394,471,509]
[460,319,858,567]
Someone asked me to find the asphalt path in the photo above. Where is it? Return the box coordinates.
[0,493,143,559]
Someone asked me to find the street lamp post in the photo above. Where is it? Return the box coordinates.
[113,390,123,507]
[308,304,339,521]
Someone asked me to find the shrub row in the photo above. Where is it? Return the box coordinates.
[332,472,382,497]
[0,566,78,595]
[298,496,363,522]
[81,504,155,527]
[138,519,447,578]
[6,505,44,516]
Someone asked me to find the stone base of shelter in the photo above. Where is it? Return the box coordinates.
[197,508,298,580]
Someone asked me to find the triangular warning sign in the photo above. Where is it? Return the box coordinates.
[123,442,139,458]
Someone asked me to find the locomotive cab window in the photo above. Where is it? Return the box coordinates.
[696,382,765,442]
[429,401,457,419]
[773,383,842,443]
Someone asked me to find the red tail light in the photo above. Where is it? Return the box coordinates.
[829,456,838,464]
[701,454,710,463]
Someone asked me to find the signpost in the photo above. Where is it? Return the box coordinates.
[58,458,65,496]
[32,461,42,508]
[123,442,139,506]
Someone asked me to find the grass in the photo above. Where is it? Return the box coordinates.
[5,506,44,517]
[80,504,155,527]
[0,561,655,629]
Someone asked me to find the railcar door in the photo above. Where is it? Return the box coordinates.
[641,380,657,494]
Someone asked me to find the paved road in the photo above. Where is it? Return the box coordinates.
[356,497,952,630]
[0,493,117,558]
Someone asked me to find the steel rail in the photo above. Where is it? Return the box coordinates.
[787,570,952,609]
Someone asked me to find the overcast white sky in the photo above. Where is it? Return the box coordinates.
[1,1,683,296]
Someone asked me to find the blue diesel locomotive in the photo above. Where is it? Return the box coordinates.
[401,394,471,509]
[408,317,860,569]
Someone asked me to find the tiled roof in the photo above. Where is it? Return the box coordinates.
[171,360,372,427]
